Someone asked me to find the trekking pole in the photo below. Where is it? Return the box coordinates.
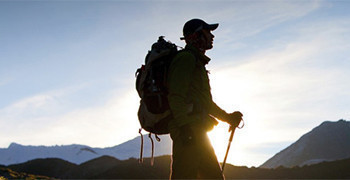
[221,126,236,173]
[222,117,244,173]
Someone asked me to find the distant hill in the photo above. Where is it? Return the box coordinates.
[7,155,170,179]
[260,119,350,168]
[0,134,171,166]
[8,158,76,178]
[62,155,123,179]
[224,158,350,179]
[4,155,350,179]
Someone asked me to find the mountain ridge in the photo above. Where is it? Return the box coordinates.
[260,119,350,168]
[0,134,172,166]
[3,119,349,168]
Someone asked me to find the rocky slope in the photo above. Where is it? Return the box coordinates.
[260,119,350,168]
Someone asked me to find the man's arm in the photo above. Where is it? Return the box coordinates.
[210,101,243,127]
[209,102,230,122]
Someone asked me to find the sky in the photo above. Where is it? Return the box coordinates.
[0,0,349,167]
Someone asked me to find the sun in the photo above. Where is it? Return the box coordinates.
[206,67,268,167]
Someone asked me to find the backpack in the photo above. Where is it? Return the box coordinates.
[135,36,179,165]
[136,36,178,135]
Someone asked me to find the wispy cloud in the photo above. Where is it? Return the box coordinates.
[0,85,139,148]
[214,0,322,41]
[0,84,89,118]
[45,89,140,147]
[0,84,93,146]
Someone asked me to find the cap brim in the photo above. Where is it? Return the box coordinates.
[207,23,219,31]
[181,22,219,40]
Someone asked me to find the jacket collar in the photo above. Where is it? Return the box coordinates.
[185,44,211,65]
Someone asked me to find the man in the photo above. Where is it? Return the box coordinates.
[167,18,243,179]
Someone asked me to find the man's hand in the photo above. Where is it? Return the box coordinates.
[228,111,243,128]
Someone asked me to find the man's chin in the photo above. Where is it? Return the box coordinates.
[206,44,213,50]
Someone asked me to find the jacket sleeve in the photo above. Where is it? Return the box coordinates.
[209,101,230,122]
[167,52,196,128]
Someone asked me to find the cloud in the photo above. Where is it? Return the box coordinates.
[0,85,140,148]
[0,84,89,118]
[213,0,322,41]
[0,84,92,146]
[45,89,140,147]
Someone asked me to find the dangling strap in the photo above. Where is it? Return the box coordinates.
[149,133,155,166]
[155,134,161,142]
[139,128,144,163]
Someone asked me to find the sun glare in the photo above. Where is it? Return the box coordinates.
[207,67,271,167]
[208,121,248,166]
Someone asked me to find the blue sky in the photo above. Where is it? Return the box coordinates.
[1,0,349,167]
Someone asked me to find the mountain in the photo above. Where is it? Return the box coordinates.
[62,155,123,179]
[224,157,350,179]
[260,119,350,168]
[8,158,76,178]
[7,156,123,179]
[4,155,350,179]
[7,155,171,179]
[0,134,171,166]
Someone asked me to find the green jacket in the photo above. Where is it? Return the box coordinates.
[167,44,229,131]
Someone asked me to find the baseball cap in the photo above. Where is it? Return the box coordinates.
[181,18,219,40]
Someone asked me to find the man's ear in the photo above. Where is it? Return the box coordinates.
[186,33,198,41]
[185,32,203,44]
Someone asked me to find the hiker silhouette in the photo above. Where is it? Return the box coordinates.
[168,18,243,179]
